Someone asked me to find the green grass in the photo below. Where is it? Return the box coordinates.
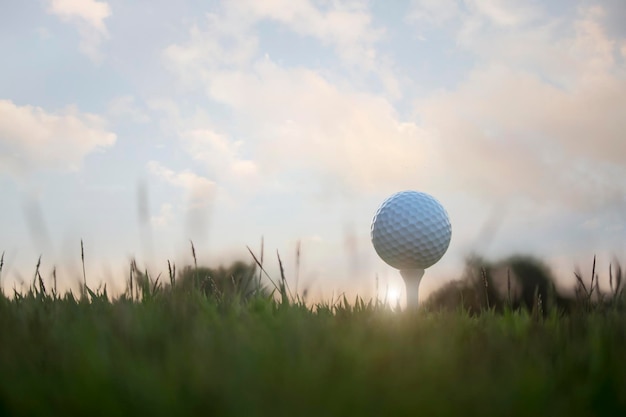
[1,280,626,417]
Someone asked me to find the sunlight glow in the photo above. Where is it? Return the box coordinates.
[386,287,402,305]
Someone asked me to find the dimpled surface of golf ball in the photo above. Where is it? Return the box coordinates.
[371,191,451,270]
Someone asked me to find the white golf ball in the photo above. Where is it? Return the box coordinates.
[371,191,451,270]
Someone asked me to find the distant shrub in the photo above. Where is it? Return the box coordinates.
[175,261,268,300]
[424,255,571,315]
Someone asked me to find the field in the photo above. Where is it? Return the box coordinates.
[1,258,626,417]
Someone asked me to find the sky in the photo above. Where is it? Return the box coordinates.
[1,0,625,303]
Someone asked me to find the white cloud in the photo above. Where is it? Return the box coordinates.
[144,100,261,195]
[47,0,111,32]
[151,203,174,228]
[227,0,381,49]
[157,0,626,275]
[162,0,442,197]
[45,0,112,61]
[164,0,399,97]
[0,99,116,177]
[147,161,216,244]
[466,0,542,27]
[181,129,259,183]
[200,58,439,195]
[146,161,215,209]
[251,0,399,97]
[163,13,258,85]
[408,0,541,28]
[415,6,626,211]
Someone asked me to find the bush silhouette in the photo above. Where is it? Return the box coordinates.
[425,255,570,315]
[176,261,268,299]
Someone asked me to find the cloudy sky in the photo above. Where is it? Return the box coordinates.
[1,0,625,301]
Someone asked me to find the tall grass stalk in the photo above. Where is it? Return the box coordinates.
[167,260,176,287]
[0,251,4,296]
[276,250,293,303]
[258,236,264,289]
[246,245,280,295]
[80,239,87,299]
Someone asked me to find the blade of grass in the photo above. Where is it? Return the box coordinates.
[168,260,175,287]
[33,255,42,295]
[482,267,490,311]
[152,273,162,295]
[574,269,588,299]
[590,254,597,300]
[258,236,264,289]
[129,259,135,301]
[276,250,293,303]
[52,266,57,299]
[37,267,46,297]
[190,240,198,289]
[81,240,87,299]
[0,251,4,296]
[246,245,280,293]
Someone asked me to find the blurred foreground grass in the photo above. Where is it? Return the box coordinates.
[1,280,625,417]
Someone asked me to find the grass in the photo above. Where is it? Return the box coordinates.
[1,252,626,416]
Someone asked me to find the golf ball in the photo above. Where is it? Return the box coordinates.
[371,191,451,270]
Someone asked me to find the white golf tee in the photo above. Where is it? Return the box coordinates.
[400,268,425,308]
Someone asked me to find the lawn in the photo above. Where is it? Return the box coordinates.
[1,274,625,417]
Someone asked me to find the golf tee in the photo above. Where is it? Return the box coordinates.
[400,268,425,309]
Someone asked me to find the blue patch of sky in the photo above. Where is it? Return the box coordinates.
[372,0,475,90]
[253,17,398,104]
[253,19,337,71]
[543,0,579,18]
[103,2,201,90]
[0,0,42,40]
[386,30,475,120]
[0,16,77,108]
[397,30,473,89]
[1,32,132,115]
